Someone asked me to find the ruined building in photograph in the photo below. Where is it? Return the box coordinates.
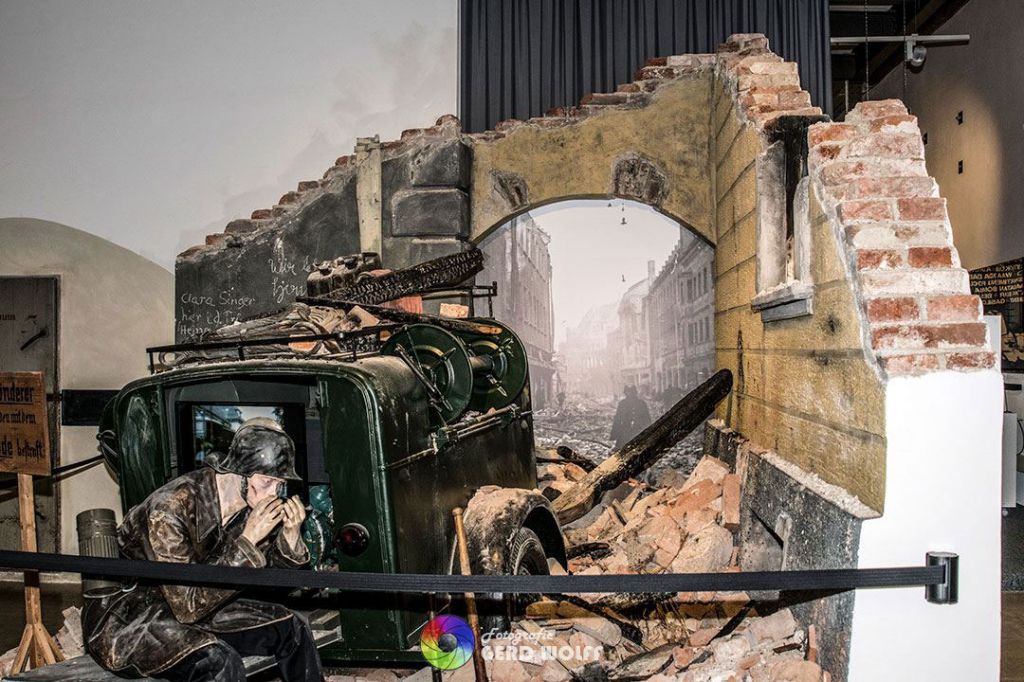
[478,213,556,407]
[646,233,716,398]
[611,261,654,395]
[559,302,618,399]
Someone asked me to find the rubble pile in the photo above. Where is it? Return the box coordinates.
[498,452,832,681]
[534,399,618,460]
[329,451,832,681]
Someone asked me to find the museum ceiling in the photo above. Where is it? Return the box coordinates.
[829,0,971,116]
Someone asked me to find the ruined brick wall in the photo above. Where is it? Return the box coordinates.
[709,35,992,514]
[808,102,994,374]
[174,32,992,515]
[710,35,887,514]
[175,119,472,339]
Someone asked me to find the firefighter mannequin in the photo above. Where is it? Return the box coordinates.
[83,417,324,682]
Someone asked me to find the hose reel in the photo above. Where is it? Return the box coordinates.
[380,320,529,423]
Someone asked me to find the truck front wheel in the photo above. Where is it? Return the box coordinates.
[477,527,549,633]
[508,527,548,576]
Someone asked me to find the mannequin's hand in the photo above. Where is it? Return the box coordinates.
[280,497,307,548]
[241,497,284,546]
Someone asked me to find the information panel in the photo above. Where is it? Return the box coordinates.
[970,258,1024,372]
[0,372,51,476]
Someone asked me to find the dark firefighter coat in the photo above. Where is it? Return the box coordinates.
[83,467,309,676]
[610,394,652,448]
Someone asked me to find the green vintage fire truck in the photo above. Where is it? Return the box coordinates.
[92,311,566,665]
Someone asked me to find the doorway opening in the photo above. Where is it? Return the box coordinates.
[476,199,714,479]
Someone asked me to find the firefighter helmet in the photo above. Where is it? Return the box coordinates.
[206,417,301,481]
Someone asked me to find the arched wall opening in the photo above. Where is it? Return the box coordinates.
[475,198,714,477]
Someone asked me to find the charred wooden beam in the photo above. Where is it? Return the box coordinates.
[535,445,599,473]
[296,297,503,337]
[552,370,733,524]
[315,249,484,305]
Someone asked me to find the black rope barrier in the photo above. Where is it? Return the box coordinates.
[0,550,948,596]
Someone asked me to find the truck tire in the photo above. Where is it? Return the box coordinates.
[477,527,549,634]
[508,527,549,576]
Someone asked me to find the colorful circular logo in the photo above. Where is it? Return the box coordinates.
[420,615,474,670]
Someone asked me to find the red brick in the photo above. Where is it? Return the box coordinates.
[581,92,629,105]
[735,57,795,76]
[740,90,780,110]
[808,123,858,148]
[334,155,352,167]
[892,222,950,246]
[224,218,258,234]
[849,99,908,120]
[494,118,522,132]
[872,322,986,350]
[818,160,869,185]
[882,354,940,374]
[926,294,981,321]
[278,191,300,205]
[645,56,668,67]
[205,233,230,247]
[724,33,769,53]
[635,66,677,80]
[545,106,568,117]
[842,176,936,200]
[737,73,800,91]
[617,82,641,93]
[867,297,920,322]
[946,352,996,369]
[924,323,987,348]
[908,247,954,268]
[857,249,903,270]
[297,180,319,192]
[838,199,894,223]
[250,208,273,220]
[810,144,843,163]
[898,197,947,221]
[733,54,783,71]
[842,132,924,160]
[869,114,918,133]
[435,114,461,127]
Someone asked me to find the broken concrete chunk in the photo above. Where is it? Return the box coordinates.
[769,659,825,682]
[747,609,798,645]
[683,455,730,488]
[671,523,734,573]
[608,648,674,681]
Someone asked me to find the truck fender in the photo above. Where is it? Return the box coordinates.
[462,486,568,574]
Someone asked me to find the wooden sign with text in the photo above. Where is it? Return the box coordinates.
[0,372,50,476]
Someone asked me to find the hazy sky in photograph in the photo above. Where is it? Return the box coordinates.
[529,200,689,345]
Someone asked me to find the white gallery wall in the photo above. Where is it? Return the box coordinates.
[0,0,458,269]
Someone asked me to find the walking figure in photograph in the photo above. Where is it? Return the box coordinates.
[610,385,651,448]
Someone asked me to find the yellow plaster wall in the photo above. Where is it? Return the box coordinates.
[711,76,887,514]
[468,73,715,242]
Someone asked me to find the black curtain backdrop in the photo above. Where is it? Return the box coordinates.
[459,0,832,133]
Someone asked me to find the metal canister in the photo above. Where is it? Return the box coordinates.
[76,508,120,598]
